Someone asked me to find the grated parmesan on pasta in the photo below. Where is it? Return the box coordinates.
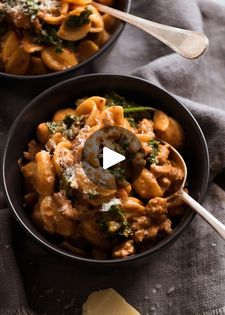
[101,198,121,212]
[1,0,61,17]
[39,0,61,12]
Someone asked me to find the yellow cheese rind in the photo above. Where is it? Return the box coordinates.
[82,288,140,315]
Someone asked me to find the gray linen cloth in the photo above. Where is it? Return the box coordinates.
[1,0,225,314]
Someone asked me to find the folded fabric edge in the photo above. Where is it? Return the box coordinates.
[0,308,36,315]
[201,305,225,315]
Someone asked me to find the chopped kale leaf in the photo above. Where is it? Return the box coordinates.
[45,114,84,138]
[109,167,126,181]
[34,26,63,53]
[66,8,92,28]
[105,92,154,112]
[60,168,75,197]
[105,92,155,124]
[123,107,155,114]
[63,114,84,128]
[105,92,136,108]
[23,0,39,19]
[100,205,132,238]
[45,121,66,134]
[147,139,160,165]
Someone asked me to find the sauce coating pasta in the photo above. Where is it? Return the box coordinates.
[21,93,187,259]
[0,0,116,75]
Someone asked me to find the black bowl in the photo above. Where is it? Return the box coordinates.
[0,0,130,81]
[1,74,209,267]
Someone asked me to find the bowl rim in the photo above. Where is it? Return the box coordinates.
[0,0,131,81]
[1,73,210,265]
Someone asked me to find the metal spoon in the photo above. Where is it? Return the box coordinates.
[93,2,209,59]
[165,142,225,240]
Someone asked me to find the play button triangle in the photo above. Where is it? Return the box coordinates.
[103,147,125,170]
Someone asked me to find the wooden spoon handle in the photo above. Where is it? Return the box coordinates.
[93,2,209,59]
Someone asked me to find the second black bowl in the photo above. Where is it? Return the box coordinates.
[0,0,131,82]
[2,74,209,267]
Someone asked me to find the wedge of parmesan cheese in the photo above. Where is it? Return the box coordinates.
[82,288,140,315]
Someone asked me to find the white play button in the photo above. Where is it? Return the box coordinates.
[103,147,125,170]
[81,126,145,189]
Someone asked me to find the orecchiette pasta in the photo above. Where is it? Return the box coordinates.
[5,46,30,75]
[21,93,187,259]
[0,0,115,75]
[41,46,78,71]
[132,168,163,199]
[2,31,20,63]
[29,57,48,75]
[37,123,50,144]
[35,151,55,195]
[77,40,99,61]
[22,33,44,53]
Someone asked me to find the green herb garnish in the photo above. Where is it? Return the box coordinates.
[105,92,155,128]
[66,8,92,28]
[23,0,39,20]
[46,121,66,134]
[100,205,132,238]
[105,92,155,112]
[109,167,126,181]
[45,114,84,138]
[147,139,160,165]
[123,107,155,113]
[63,115,84,128]
[35,26,63,53]
[105,92,136,108]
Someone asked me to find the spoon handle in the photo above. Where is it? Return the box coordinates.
[180,190,225,240]
[93,2,208,59]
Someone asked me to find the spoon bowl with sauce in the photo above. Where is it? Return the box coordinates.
[165,141,225,240]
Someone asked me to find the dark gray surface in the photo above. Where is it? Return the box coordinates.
[1,0,225,314]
